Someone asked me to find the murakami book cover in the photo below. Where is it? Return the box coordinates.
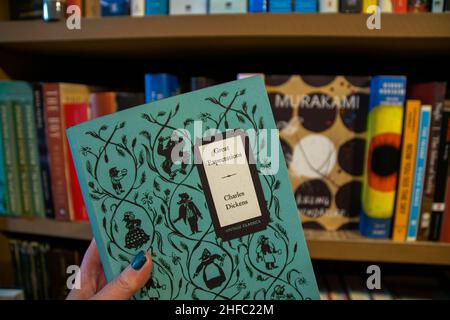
[66,76,319,300]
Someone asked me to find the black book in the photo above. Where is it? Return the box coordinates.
[340,0,362,12]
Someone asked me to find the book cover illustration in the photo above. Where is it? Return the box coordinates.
[67,76,319,300]
[265,75,370,231]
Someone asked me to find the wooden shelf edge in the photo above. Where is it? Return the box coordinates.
[1,216,450,265]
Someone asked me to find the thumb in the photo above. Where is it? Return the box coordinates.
[92,250,152,300]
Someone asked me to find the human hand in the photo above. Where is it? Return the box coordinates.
[67,239,152,300]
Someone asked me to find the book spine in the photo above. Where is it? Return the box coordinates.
[381,0,394,11]
[101,0,129,16]
[249,0,268,12]
[319,0,339,12]
[363,0,378,12]
[43,84,71,220]
[294,0,318,12]
[406,105,432,241]
[446,0,450,11]
[392,100,421,241]
[170,0,207,15]
[33,84,54,218]
[431,0,445,11]
[146,0,169,15]
[84,0,101,17]
[0,100,23,216]
[393,0,408,11]
[340,0,363,12]
[407,0,429,12]
[210,0,248,14]
[25,91,46,217]
[0,117,7,215]
[430,107,450,240]
[13,101,34,216]
[269,0,294,12]
[131,0,145,16]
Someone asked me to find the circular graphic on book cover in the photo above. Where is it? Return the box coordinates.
[338,138,366,176]
[268,92,293,130]
[294,179,332,218]
[335,181,362,218]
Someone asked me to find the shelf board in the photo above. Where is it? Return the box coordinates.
[1,216,450,265]
[0,14,449,57]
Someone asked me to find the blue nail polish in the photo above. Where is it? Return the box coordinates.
[131,251,146,270]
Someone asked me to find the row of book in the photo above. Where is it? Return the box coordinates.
[7,238,84,300]
[9,0,450,21]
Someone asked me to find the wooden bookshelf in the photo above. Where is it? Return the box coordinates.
[0,14,449,57]
[1,216,450,265]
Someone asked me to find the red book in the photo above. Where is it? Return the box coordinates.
[63,103,89,221]
[393,0,407,12]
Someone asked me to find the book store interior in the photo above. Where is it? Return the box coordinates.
[0,0,450,301]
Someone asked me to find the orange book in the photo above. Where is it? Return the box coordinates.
[392,100,421,241]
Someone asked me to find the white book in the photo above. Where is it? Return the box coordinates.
[131,0,145,16]
[170,0,208,15]
[319,0,338,12]
[0,289,25,300]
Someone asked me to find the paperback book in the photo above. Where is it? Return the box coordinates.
[67,76,319,300]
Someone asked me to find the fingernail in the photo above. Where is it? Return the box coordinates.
[131,251,146,270]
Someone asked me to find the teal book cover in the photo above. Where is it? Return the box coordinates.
[67,76,319,300]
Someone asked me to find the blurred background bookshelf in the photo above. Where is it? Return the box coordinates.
[0,0,450,300]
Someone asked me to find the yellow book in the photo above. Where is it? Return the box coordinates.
[363,0,378,13]
[392,100,421,241]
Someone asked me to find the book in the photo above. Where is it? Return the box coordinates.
[131,0,146,16]
[392,100,421,241]
[362,0,377,12]
[319,0,339,12]
[265,75,370,231]
[43,0,66,21]
[326,274,349,300]
[190,77,217,91]
[393,0,408,11]
[9,0,43,20]
[440,149,450,242]
[340,0,363,12]
[84,0,101,17]
[407,0,429,11]
[407,82,447,240]
[0,82,25,216]
[446,0,450,11]
[430,102,450,240]
[101,0,129,16]
[294,0,318,12]
[90,92,145,118]
[268,0,293,12]
[0,289,25,300]
[33,84,54,218]
[169,0,208,15]
[145,0,169,15]
[209,0,247,13]
[431,0,445,11]
[342,275,371,300]
[43,83,90,220]
[66,76,319,300]
[145,74,179,103]
[0,117,6,215]
[360,76,406,238]
[249,0,268,12]
[406,105,432,241]
[381,0,394,11]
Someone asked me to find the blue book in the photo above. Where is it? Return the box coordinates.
[66,76,319,300]
[406,105,432,241]
[431,0,445,12]
[360,76,407,238]
[145,0,168,15]
[268,0,293,12]
[145,74,180,103]
[249,0,268,12]
[101,0,129,16]
[294,0,318,12]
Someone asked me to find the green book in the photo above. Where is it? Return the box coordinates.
[0,82,25,216]
[67,77,319,300]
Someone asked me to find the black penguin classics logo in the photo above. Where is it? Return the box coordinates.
[109,167,127,195]
[157,134,188,180]
[256,235,281,270]
[194,249,226,290]
[123,212,150,249]
[173,193,202,235]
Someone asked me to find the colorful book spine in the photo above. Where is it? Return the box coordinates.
[100,0,129,16]
[406,105,432,241]
[392,100,421,241]
[145,0,169,15]
[362,0,377,12]
[381,0,394,12]
[63,103,89,221]
[249,0,268,11]
[0,84,23,216]
[393,0,408,11]
[319,0,339,12]
[131,0,146,16]
[209,0,248,14]
[169,0,208,15]
[269,0,293,12]
[84,0,101,17]
[340,0,363,12]
[0,119,6,215]
[407,0,429,11]
[145,73,179,103]
[294,0,318,12]
[431,0,445,11]
[360,76,406,238]
[33,84,54,218]
[43,84,71,220]
[430,102,450,240]
[407,82,447,240]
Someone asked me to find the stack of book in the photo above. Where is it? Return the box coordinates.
[8,0,450,20]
